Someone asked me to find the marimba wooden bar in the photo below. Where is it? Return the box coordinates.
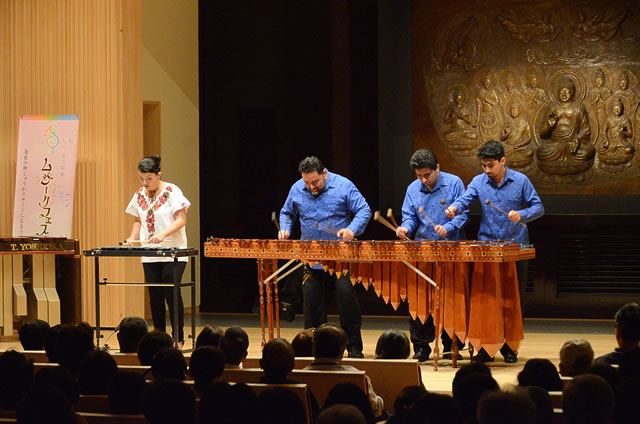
[204,238,535,369]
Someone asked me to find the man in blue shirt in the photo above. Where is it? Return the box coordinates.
[446,140,544,363]
[396,149,469,362]
[279,156,372,358]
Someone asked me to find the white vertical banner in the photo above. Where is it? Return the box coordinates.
[12,115,80,238]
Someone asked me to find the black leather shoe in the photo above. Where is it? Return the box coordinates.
[348,348,364,358]
[442,352,463,360]
[412,347,431,362]
[473,349,494,363]
[500,345,518,363]
[502,351,518,363]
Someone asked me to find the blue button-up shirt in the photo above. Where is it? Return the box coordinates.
[280,170,371,240]
[401,171,468,240]
[449,167,544,244]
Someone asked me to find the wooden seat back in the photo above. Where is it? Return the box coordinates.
[221,367,367,406]
[78,412,146,424]
[243,356,422,409]
[76,395,111,414]
[246,383,311,424]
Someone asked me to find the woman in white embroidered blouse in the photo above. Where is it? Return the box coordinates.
[125,155,191,347]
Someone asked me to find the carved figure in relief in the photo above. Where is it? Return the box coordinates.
[573,9,633,42]
[537,76,595,175]
[524,73,547,111]
[437,16,480,72]
[443,89,479,154]
[500,73,523,107]
[475,73,503,140]
[496,12,561,43]
[613,71,637,106]
[500,101,534,169]
[589,68,612,125]
[599,98,634,170]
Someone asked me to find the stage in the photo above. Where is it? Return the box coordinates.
[0,313,617,393]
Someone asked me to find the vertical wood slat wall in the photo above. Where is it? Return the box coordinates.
[0,0,145,326]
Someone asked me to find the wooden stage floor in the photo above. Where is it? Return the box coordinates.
[1,313,617,393]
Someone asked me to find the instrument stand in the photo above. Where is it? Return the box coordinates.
[84,247,198,350]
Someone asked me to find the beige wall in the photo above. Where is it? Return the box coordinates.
[142,0,200,305]
[0,0,145,326]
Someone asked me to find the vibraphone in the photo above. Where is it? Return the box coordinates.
[83,246,198,349]
[1,237,80,337]
[204,238,535,369]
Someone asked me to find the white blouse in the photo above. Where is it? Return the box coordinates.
[125,182,191,263]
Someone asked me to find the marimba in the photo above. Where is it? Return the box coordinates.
[204,238,535,368]
[1,237,80,337]
[83,246,198,349]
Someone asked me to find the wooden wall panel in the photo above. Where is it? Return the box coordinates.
[0,0,144,326]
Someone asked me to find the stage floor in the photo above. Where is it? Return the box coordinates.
[1,313,617,393]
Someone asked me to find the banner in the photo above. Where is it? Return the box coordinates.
[12,115,80,238]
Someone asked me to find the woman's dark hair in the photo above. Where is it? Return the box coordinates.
[138,155,161,174]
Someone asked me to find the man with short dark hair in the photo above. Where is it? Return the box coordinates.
[446,140,544,363]
[117,316,148,353]
[303,324,384,418]
[396,149,468,361]
[260,338,296,383]
[279,156,372,358]
[137,330,174,366]
[595,303,640,365]
[18,319,50,351]
[220,326,249,368]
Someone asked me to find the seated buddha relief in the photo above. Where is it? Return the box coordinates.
[537,74,595,175]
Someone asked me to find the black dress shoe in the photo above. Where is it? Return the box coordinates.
[500,344,518,363]
[442,352,464,360]
[502,351,518,363]
[412,347,430,362]
[348,348,364,358]
[473,349,494,363]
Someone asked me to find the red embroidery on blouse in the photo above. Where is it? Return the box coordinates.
[136,186,173,235]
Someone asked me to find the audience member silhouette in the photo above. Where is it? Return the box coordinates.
[375,329,411,359]
[406,392,464,424]
[452,373,500,424]
[143,379,195,424]
[195,324,224,348]
[78,349,118,394]
[221,325,249,368]
[291,328,314,357]
[55,323,94,375]
[259,387,308,424]
[385,385,427,424]
[562,374,614,424]
[303,324,384,418]
[108,370,147,415]
[197,381,260,424]
[0,350,34,410]
[316,404,367,424]
[476,390,536,424]
[260,338,297,383]
[325,383,376,424]
[18,319,50,350]
[189,346,225,396]
[44,323,62,363]
[151,347,188,381]
[116,316,148,353]
[614,376,640,424]
[137,330,174,366]
[524,386,553,424]
[587,363,622,392]
[595,303,640,366]
[517,358,563,391]
[34,366,80,408]
[559,338,594,377]
[16,384,76,424]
